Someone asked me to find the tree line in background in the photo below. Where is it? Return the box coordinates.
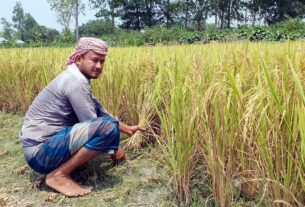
[0,0,82,44]
[1,0,305,46]
[0,1,60,43]
[89,0,305,30]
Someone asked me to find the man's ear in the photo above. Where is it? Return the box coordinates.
[75,55,82,66]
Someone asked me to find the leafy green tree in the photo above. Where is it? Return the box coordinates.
[245,0,305,25]
[59,29,75,43]
[244,0,261,25]
[47,0,84,39]
[143,0,160,27]
[210,0,244,28]
[12,1,25,39]
[0,18,13,40]
[192,0,209,30]
[79,19,116,36]
[10,2,60,43]
[21,13,50,42]
[179,0,194,29]
[89,0,122,29]
[24,14,38,32]
[24,25,46,42]
[48,0,75,31]
[159,0,181,28]
[267,0,305,24]
[119,0,160,30]
[119,0,144,30]
[46,28,60,41]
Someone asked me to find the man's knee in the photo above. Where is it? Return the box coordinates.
[95,116,120,139]
[85,117,120,151]
[104,119,119,139]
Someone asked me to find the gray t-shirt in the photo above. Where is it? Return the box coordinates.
[20,63,113,147]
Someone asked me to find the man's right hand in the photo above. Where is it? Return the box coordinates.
[111,148,126,163]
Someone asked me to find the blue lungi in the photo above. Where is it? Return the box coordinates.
[23,116,120,174]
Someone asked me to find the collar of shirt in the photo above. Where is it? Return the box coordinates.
[67,63,91,83]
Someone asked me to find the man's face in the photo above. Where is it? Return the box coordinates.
[76,51,106,79]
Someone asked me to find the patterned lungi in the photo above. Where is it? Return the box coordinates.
[23,116,120,174]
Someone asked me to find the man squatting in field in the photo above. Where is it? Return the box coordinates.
[19,37,144,197]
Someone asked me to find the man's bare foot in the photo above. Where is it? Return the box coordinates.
[80,184,93,190]
[46,172,91,197]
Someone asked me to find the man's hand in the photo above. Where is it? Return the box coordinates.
[110,147,126,164]
[119,122,145,137]
[125,125,145,137]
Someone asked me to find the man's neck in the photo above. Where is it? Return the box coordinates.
[67,63,90,83]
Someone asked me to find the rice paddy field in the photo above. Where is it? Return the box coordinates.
[1,41,305,206]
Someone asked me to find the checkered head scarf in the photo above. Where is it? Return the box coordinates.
[66,37,108,66]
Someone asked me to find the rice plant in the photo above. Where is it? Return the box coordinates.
[2,41,305,206]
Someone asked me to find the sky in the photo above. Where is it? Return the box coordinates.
[0,0,97,31]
